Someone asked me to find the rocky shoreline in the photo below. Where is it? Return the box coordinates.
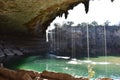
[0,34,49,59]
[0,67,113,80]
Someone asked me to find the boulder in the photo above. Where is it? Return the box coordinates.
[41,70,89,80]
[16,71,33,80]
[0,67,113,80]
[0,67,32,80]
[41,70,73,80]
[0,67,17,80]
[0,76,9,80]
[17,69,41,79]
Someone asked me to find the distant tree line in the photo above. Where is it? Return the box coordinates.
[47,21,120,58]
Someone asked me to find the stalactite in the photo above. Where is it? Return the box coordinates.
[26,0,117,33]
[59,13,63,17]
[83,0,90,13]
[111,0,114,2]
[64,11,69,19]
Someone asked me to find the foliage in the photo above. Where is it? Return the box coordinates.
[88,64,95,79]
[48,21,120,57]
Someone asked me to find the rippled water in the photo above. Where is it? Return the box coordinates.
[4,55,120,80]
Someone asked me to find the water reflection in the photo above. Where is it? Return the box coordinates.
[4,55,120,79]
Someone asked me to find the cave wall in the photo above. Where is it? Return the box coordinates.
[0,0,115,35]
[0,0,89,35]
[0,0,115,58]
[0,0,60,34]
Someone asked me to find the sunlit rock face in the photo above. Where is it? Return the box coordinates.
[0,0,90,34]
[26,0,91,33]
[0,0,114,34]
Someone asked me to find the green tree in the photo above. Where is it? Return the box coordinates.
[81,22,88,27]
[90,21,98,26]
[104,20,110,26]
[67,21,74,26]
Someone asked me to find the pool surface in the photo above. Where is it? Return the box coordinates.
[4,55,120,80]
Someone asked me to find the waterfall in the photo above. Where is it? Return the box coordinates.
[50,31,54,51]
[46,30,49,42]
[46,26,56,53]
[104,25,107,61]
[104,25,108,76]
[71,27,76,59]
[53,28,55,52]
[56,26,60,55]
[87,24,90,61]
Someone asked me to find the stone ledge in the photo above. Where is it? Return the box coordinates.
[0,67,113,80]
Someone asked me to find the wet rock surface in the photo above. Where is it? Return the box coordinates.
[0,67,113,80]
[0,39,23,57]
[0,35,49,63]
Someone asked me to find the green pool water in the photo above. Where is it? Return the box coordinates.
[4,55,120,80]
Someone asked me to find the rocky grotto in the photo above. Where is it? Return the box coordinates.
[0,0,117,80]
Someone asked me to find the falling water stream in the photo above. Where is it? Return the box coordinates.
[3,24,120,80]
[71,27,76,59]
[1,1,120,79]
[87,24,90,61]
[104,25,108,77]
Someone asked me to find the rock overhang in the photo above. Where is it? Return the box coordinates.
[0,0,115,35]
[25,0,90,33]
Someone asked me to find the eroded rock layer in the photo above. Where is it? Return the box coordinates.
[0,67,113,80]
[0,0,115,34]
[0,0,90,34]
[25,0,90,33]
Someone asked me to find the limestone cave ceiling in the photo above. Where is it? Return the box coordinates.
[26,0,114,33]
[25,0,90,33]
[0,0,115,34]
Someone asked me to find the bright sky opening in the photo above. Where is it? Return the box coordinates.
[49,0,120,28]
